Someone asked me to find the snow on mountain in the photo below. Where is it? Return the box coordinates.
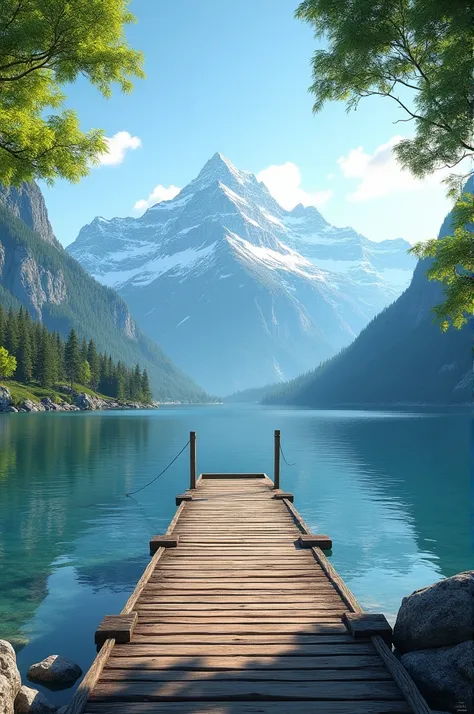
[67,152,415,395]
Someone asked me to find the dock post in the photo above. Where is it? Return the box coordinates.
[190,431,197,489]
[274,429,280,490]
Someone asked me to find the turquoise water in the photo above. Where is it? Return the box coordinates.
[0,405,471,707]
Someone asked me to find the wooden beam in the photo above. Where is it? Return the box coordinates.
[176,493,193,505]
[95,613,138,648]
[189,431,196,490]
[149,535,179,553]
[343,613,392,647]
[273,491,294,503]
[299,534,332,550]
[200,473,266,479]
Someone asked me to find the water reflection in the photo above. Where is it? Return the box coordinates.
[0,406,470,709]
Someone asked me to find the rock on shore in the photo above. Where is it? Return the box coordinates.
[394,571,474,713]
[0,386,156,414]
[0,640,21,714]
[14,686,56,713]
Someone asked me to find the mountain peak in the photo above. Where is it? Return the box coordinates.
[195,152,253,189]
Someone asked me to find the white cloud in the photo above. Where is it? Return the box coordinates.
[133,184,182,213]
[337,136,447,201]
[257,162,333,210]
[97,131,142,166]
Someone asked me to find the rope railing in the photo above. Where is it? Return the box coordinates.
[125,439,191,497]
[279,442,295,467]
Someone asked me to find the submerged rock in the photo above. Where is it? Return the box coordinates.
[0,640,21,714]
[27,655,81,687]
[394,571,474,652]
[401,640,473,713]
[14,685,56,713]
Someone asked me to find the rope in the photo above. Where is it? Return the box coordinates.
[280,442,296,467]
[125,439,190,497]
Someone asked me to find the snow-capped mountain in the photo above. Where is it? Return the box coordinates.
[67,153,415,394]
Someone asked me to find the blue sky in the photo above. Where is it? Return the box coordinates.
[41,0,453,247]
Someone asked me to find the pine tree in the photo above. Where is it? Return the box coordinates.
[141,369,152,403]
[87,339,100,390]
[80,338,88,362]
[0,305,6,347]
[16,309,33,382]
[4,309,19,355]
[38,329,56,389]
[64,329,80,386]
[55,333,64,379]
[131,363,142,400]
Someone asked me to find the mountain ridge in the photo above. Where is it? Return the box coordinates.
[262,203,471,407]
[0,183,211,402]
[68,153,416,394]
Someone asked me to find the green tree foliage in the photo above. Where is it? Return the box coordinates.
[297,0,474,331]
[410,192,474,330]
[16,307,33,381]
[0,345,16,378]
[64,328,80,386]
[141,369,152,404]
[0,0,144,185]
[37,327,57,388]
[87,339,100,390]
[4,308,19,354]
[78,359,91,386]
[0,202,210,402]
[296,0,474,177]
[0,308,154,399]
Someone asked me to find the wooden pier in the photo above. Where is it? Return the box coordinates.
[67,434,431,714]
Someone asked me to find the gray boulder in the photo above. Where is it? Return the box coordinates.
[401,640,473,713]
[0,640,21,714]
[394,571,474,652]
[5,406,18,413]
[19,400,45,413]
[27,656,81,687]
[14,685,56,713]
[0,386,12,410]
[73,393,105,411]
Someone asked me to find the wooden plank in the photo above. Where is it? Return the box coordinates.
[134,617,346,625]
[131,623,348,634]
[107,643,376,656]
[69,473,429,714]
[131,634,366,645]
[90,679,404,701]
[100,668,391,682]
[85,702,412,714]
[105,654,387,670]
[137,591,347,604]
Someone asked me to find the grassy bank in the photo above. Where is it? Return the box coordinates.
[0,380,109,407]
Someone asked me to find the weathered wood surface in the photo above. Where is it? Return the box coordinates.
[69,474,431,714]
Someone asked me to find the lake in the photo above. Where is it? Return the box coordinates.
[0,404,471,708]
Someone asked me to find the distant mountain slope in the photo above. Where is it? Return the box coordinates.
[0,185,209,402]
[68,153,415,395]
[264,209,471,407]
